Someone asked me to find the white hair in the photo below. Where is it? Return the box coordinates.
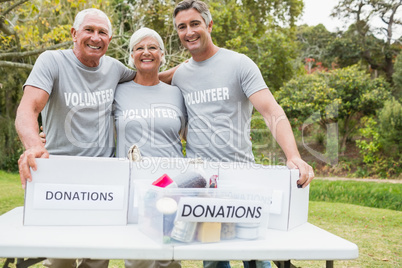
[128,27,166,69]
[73,8,113,37]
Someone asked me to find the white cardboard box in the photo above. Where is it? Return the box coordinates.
[24,155,130,226]
[218,162,309,231]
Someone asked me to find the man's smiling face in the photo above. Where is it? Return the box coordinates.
[175,8,213,58]
[71,14,112,67]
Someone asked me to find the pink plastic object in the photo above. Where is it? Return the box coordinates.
[152,174,175,188]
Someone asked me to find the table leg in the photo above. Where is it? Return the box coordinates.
[273,261,296,268]
[326,260,334,268]
[3,258,46,268]
[19,258,46,268]
[3,258,14,268]
[248,260,257,268]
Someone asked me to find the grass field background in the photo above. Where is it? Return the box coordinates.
[1,171,401,267]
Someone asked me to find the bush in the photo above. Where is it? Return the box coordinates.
[356,117,381,164]
[355,114,401,178]
[392,52,402,99]
[276,65,391,155]
[378,98,402,158]
[0,116,22,172]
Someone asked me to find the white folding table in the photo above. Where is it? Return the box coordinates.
[0,207,358,268]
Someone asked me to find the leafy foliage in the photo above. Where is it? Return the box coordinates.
[0,116,22,172]
[276,65,391,154]
[253,30,299,92]
[296,24,337,69]
[378,98,402,158]
[330,0,402,80]
[296,18,401,82]
[355,100,402,178]
[392,52,402,99]
[274,73,339,128]
[324,33,363,68]
[327,66,390,119]
[356,117,381,164]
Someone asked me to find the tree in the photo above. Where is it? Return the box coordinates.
[0,0,115,70]
[331,0,402,80]
[275,65,391,154]
[253,30,300,91]
[209,0,304,91]
[328,66,391,152]
[356,99,402,177]
[392,51,402,98]
[296,24,337,69]
[378,98,402,157]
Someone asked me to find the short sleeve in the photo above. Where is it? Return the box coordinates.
[23,51,59,95]
[239,54,268,98]
[115,60,136,83]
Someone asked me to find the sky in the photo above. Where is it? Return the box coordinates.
[298,0,402,41]
[298,0,348,32]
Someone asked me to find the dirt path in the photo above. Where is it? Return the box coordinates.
[315,177,402,183]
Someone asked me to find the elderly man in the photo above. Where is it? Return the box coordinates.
[15,8,134,188]
[15,8,135,268]
[168,1,315,268]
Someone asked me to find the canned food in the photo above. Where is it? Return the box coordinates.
[171,221,197,242]
[236,223,260,240]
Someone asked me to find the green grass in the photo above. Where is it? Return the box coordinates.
[309,179,402,211]
[294,201,401,268]
[0,171,24,215]
[1,172,401,267]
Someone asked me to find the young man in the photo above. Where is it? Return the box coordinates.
[15,8,135,268]
[170,1,315,267]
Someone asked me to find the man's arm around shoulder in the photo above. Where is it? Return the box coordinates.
[159,61,188,84]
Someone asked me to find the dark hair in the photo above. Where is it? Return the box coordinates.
[173,0,212,28]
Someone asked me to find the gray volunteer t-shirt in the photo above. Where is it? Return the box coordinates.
[113,81,186,158]
[172,48,267,163]
[24,49,135,157]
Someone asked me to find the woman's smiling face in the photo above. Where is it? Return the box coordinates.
[132,36,163,73]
